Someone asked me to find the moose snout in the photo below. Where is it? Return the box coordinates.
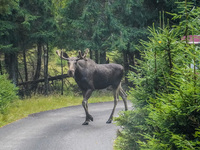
[68,70,75,77]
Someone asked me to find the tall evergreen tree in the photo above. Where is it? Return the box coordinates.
[0,0,21,85]
[0,0,57,91]
[57,0,130,63]
[20,0,57,94]
[56,0,179,68]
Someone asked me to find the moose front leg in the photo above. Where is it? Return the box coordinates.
[82,89,93,125]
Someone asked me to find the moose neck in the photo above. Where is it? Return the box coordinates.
[74,59,96,78]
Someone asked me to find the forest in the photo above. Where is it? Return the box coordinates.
[1,0,200,149]
[0,0,183,95]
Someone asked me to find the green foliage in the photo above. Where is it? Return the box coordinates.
[56,58,68,67]
[0,0,57,53]
[115,1,200,149]
[0,0,18,15]
[55,0,174,54]
[0,4,19,53]
[20,0,57,43]
[0,74,18,114]
[145,66,200,149]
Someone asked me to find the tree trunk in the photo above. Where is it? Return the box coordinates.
[128,52,134,66]
[4,53,18,86]
[135,50,141,60]
[23,49,28,82]
[167,42,173,74]
[34,42,42,80]
[23,48,30,96]
[95,50,99,64]
[31,42,42,91]
[34,43,42,81]
[127,42,135,70]
[123,50,129,84]
[128,52,135,71]
[90,49,93,59]
[43,44,48,96]
[61,49,64,95]
[100,49,106,64]
[12,54,18,86]
[0,61,3,75]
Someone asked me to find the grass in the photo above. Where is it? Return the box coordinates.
[0,93,113,128]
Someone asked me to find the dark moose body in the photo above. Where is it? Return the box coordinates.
[75,59,123,90]
[56,50,128,125]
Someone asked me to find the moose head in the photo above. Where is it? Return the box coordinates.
[56,49,89,77]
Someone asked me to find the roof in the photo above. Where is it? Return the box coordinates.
[181,35,200,44]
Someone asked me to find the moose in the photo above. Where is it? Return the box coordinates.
[56,49,128,125]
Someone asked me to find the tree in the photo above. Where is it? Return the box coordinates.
[0,0,21,85]
[18,0,56,92]
[56,0,132,63]
[0,0,57,95]
[115,1,200,149]
[57,0,179,78]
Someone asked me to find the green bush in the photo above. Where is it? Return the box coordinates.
[115,26,177,149]
[0,74,18,114]
[140,62,200,149]
[115,2,200,149]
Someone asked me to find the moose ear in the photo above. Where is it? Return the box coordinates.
[61,51,69,59]
[78,50,82,58]
[78,49,89,59]
[56,50,69,60]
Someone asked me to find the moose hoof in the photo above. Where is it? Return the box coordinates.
[82,121,89,125]
[106,120,112,124]
[82,115,93,125]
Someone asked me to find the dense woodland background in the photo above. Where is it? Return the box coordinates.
[0,0,190,95]
[1,0,200,149]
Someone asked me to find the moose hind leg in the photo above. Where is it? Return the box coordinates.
[119,86,128,111]
[106,87,119,124]
[82,89,93,125]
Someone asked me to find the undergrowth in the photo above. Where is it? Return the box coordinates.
[114,2,200,149]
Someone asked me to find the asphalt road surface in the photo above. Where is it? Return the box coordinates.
[0,100,132,150]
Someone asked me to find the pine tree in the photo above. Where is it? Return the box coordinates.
[0,0,21,85]
[20,0,57,94]
[115,1,200,149]
[0,0,57,93]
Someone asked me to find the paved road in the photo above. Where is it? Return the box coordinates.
[0,100,132,150]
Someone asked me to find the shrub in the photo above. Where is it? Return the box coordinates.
[115,2,200,149]
[0,74,18,114]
